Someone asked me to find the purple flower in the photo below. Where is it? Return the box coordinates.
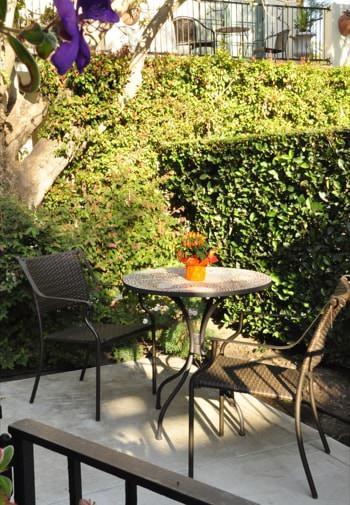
[78,0,119,23]
[51,0,119,75]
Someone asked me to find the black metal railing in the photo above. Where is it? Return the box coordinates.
[8,419,257,505]
[18,0,330,62]
[151,0,330,62]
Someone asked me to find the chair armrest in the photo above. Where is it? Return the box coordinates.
[36,291,92,307]
[210,335,294,348]
[222,339,301,351]
[216,306,325,356]
[194,19,215,38]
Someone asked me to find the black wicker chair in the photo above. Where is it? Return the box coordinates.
[17,249,156,421]
[253,29,289,60]
[188,275,350,498]
[264,29,289,59]
[173,17,216,55]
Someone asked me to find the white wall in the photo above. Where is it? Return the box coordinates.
[326,3,350,65]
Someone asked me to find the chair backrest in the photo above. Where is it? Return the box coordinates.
[173,17,196,45]
[17,250,90,317]
[274,29,289,51]
[303,275,350,371]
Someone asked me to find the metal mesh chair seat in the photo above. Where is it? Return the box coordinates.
[193,356,300,402]
[45,321,151,345]
[189,275,350,499]
[17,249,157,421]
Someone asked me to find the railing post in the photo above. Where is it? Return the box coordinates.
[125,479,137,505]
[11,433,35,505]
[68,458,82,505]
[254,0,265,59]
[9,419,258,505]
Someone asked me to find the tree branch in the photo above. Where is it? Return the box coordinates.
[5,91,47,159]
[122,0,185,102]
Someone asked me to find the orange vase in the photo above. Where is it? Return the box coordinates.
[185,265,206,281]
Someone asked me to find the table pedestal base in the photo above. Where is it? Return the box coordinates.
[155,297,217,440]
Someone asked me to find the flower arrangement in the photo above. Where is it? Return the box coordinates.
[177,232,219,266]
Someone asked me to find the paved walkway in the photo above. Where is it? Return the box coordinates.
[1,357,349,505]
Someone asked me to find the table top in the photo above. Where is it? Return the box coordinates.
[123,267,271,298]
[216,26,250,34]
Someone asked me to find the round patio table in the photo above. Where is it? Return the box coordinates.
[123,266,272,439]
[216,25,250,56]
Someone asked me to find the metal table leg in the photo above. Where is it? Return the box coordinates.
[138,294,157,395]
[156,297,218,440]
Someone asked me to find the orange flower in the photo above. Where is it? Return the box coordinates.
[177,232,219,266]
[186,256,202,266]
[207,249,219,264]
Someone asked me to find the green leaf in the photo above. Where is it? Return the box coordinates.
[7,34,40,92]
[36,32,58,59]
[268,169,279,180]
[20,23,45,45]
[0,0,7,22]
[0,446,13,472]
[0,475,12,497]
[337,158,345,170]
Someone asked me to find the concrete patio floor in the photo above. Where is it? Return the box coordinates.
[1,356,349,505]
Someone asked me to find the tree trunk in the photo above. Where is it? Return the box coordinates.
[122,0,186,102]
[3,89,76,207]
[0,0,75,208]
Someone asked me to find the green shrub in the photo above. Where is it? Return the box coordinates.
[0,196,55,369]
[2,54,350,369]
[159,130,350,365]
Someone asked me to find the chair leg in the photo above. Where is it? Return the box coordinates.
[295,382,318,499]
[30,341,45,403]
[95,342,101,422]
[80,348,90,381]
[309,376,330,454]
[227,392,245,436]
[219,390,225,437]
[188,376,196,478]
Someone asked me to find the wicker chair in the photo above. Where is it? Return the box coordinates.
[264,29,289,59]
[254,29,289,60]
[17,250,156,421]
[188,275,350,498]
[173,17,216,55]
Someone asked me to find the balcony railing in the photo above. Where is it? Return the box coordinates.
[9,419,257,505]
[149,0,330,62]
[19,0,330,62]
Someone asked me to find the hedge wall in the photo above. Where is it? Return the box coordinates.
[159,131,350,364]
[2,53,350,369]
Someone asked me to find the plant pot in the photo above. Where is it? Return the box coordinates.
[338,11,350,36]
[293,32,315,58]
[185,265,206,281]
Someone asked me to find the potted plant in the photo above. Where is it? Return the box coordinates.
[293,0,327,57]
[177,231,218,282]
